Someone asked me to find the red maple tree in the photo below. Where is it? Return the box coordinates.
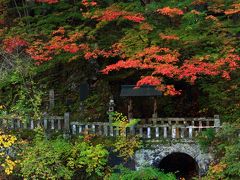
[102,46,240,95]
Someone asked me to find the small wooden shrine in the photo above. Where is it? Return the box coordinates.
[120,85,162,121]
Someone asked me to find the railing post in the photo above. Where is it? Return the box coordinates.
[98,124,102,136]
[51,119,54,130]
[147,127,151,138]
[79,125,83,134]
[139,127,143,138]
[155,127,159,138]
[163,126,167,138]
[110,125,114,136]
[104,124,108,136]
[180,127,185,138]
[115,127,119,136]
[10,119,14,129]
[85,124,89,134]
[30,120,34,129]
[172,126,176,139]
[44,112,48,129]
[57,119,61,130]
[189,126,193,138]
[191,120,195,126]
[199,121,202,132]
[64,112,70,133]
[92,124,96,134]
[72,124,77,135]
[23,120,27,129]
[17,120,21,128]
[214,115,220,132]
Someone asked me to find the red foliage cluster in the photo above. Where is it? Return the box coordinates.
[157,7,184,17]
[98,10,145,23]
[83,43,124,60]
[3,36,28,53]
[102,45,240,96]
[179,54,240,83]
[63,44,80,53]
[27,27,123,62]
[122,14,145,23]
[225,3,240,15]
[165,85,181,96]
[27,27,86,62]
[135,76,181,95]
[26,40,53,61]
[99,10,124,21]
[35,0,59,4]
[136,76,162,87]
[215,54,240,71]
[179,60,219,83]
[102,60,141,74]
[84,48,123,60]
[27,28,63,61]
[159,33,179,40]
[136,46,180,64]
[82,0,97,7]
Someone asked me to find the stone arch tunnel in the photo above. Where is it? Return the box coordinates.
[158,152,199,179]
[135,143,212,179]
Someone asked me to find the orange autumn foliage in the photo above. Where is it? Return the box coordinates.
[97,10,145,23]
[157,7,184,17]
[159,33,180,40]
[225,3,240,15]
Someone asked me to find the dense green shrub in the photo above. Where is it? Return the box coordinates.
[202,123,240,180]
[20,132,73,179]
[106,166,176,180]
[197,128,216,152]
[67,139,109,177]
[20,130,109,179]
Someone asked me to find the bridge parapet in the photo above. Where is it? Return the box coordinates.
[70,115,220,139]
[0,114,220,139]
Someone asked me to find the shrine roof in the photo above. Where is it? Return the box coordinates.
[120,85,162,97]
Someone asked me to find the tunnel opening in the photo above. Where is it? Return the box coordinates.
[159,152,199,180]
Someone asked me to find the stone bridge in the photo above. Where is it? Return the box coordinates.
[69,115,219,179]
[1,114,220,179]
[69,116,219,179]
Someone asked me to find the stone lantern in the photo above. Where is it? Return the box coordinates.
[108,96,115,123]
